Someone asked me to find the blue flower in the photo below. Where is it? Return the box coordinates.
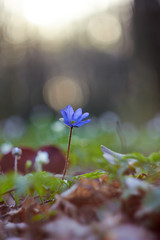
[60,105,91,128]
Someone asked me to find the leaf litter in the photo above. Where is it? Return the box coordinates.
[1,143,160,239]
[0,171,160,240]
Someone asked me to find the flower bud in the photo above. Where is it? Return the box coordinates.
[12,147,22,157]
[25,160,32,170]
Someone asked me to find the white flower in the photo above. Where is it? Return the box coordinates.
[125,177,149,191]
[51,121,65,132]
[122,176,151,198]
[1,143,13,154]
[35,151,50,171]
[101,145,137,165]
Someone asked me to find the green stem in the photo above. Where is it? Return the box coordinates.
[62,127,73,180]
[14,156,18,173]
[116,120,126,153]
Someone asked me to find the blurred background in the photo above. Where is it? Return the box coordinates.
[0,0,160,167]
[0,0,160,124]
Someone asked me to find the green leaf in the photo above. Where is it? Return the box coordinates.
[0,173,17,196]
[148,152,160,162]
[73,170,107,180]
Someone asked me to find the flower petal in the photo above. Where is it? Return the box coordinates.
[74,119,91,127]
[101,145,124,159]
[79,112,89,121]
[73,108,82,120]
[60,105,91,128]
[65,105,74,122]
[61,109,68,122]
[101,145,137,165]
[103,153,116,164]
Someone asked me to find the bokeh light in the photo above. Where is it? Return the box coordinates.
[23,0,120,27]
[43,76,88,111]
[1,0,159,126]
[87,13,122,49]
[4,18,28,44]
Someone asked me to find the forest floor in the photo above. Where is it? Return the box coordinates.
[0,172,160,240]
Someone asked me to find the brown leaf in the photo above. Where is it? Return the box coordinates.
[4,197,50,223]
[0,201,10,216]
[105,224,156,240]
[0,145,65,174]
[61,178,121,206]
[2,193,16,207]
[0,220,6,239]
[121,193,145,220]
[42,216,98,240]
[38,145,65,174]
[5,222,27,236]
[52,196,98,224]
[0,147,36,174]
[4,238,24,240]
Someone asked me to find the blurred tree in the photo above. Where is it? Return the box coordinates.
[0,0,160,125]
[132,0,160,119]
[133,0,160,66]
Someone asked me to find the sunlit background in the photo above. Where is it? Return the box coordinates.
[0,0,160,125]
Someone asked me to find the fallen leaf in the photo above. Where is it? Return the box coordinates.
[0,145,65,174]
[42,216,98,240]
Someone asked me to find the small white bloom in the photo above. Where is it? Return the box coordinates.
[125,177,150,195]
[101,145,137,165]
[51,121,65,132]
[1,142,13,154]
[121,177,152,199]
[102,152,115,164]
[35,151,50,171]
[125,177,148,189]
[63,179,68,184]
